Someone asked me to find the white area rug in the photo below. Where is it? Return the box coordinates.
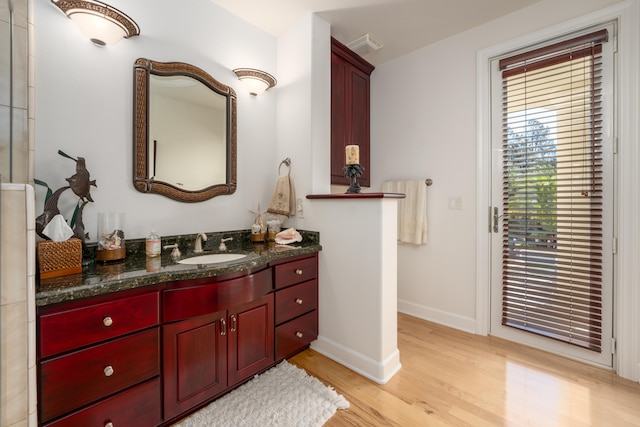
[175,361,349,427]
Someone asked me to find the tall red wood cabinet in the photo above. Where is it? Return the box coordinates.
[331,37,375,187]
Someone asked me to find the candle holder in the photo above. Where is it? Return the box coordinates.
[344,163,364,194]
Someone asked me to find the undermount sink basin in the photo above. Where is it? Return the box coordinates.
[178,253,247,265]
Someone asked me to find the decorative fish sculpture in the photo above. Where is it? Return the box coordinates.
[72,200,90,252]
[35,186,70,239]
[65,156,97,202]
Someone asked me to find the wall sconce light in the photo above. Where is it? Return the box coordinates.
[51,0,140,46]
[233,68,277,96]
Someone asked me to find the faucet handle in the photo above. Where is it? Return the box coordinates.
[163,243,181,259]
[219,237,233,251]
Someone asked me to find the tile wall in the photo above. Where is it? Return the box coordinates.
[1,184,36,426]
[1,0,31,184]
[1,0,36,425]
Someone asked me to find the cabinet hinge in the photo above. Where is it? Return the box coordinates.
[611,337,616,355]
[613,137,619,155]
[612,237,618,254]
[613,36,618,53]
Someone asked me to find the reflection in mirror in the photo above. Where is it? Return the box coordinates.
[133,59,237,202]
[149,75,227,190]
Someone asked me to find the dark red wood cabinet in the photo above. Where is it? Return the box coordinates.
[228,294,275,386]
[273,255,319,360]
[163,295,275,421]
[162,269,274,420]
[331,37,375,187]
[162,310,228,420]
[37,253,318,427]
[38,291,161,427]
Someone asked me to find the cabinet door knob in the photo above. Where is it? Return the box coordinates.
[104,365,114,377]
[295,298,303,305]
[103,316,113,327]
[105,422,114,427]
[295,269,303,275]
[296,332,303,338]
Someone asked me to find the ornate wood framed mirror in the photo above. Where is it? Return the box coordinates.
[133,58,237,202]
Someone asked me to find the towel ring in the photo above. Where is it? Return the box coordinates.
[278,158,291,175]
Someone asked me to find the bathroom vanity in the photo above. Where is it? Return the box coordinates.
[36,231,320,427]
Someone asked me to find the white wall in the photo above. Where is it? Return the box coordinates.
[33,0,281,240]
[276,13,331,228]
[371,0,639,379]
[308,197,401,384]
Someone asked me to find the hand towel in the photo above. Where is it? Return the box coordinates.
[267,161,296,217]
[382,180,428,245]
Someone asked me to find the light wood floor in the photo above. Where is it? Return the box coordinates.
[289,313,640,426]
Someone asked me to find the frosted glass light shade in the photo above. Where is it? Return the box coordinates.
[51,0,140,46]
[233,68,277,96]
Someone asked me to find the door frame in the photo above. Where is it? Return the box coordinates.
[475,1,640,380]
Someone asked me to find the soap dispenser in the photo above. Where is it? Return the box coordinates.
[146,229,161,257]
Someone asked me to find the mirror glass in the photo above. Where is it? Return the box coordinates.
[133,59,237,202]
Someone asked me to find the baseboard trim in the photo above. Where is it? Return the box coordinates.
[398,299,476,334]
[310,336,401,384]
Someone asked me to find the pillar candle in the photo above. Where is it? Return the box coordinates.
[346,145,360,165]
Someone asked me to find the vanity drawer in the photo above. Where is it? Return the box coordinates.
[163,269,272,322]
[275,279,317,325]
[43,378,162,427]
[275,310,318,360]
[39,291,159,358]
[40,328,160,423]
[274,256,317,289]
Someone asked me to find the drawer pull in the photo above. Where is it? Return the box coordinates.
[296,332,303,338]
[103,316,113,327]
[230,314,237,332]
[104,365,114,377]
[295,298,303,305]
[105,422,114,427]
[295,269,303,275]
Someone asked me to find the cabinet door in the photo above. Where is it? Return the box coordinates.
[331,37,374,187]
[331,54,349,184]
[163,311,227,420]
[349,64,371,187]
[228,293,274,386]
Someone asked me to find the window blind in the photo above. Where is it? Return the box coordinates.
[499,29,607,352]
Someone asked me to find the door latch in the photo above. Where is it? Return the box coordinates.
[492,207,502,233]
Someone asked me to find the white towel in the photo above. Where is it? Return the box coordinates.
[382,180,428,245]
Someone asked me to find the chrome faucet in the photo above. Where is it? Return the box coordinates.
[194,233,208,253]
[219,237,233,251]
[163,243,181,259]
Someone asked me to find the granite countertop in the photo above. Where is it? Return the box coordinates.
[36,230,321,307]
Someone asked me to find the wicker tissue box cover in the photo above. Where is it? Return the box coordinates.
[37,238,82,279]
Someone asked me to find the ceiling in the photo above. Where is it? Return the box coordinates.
[208,0,543,65]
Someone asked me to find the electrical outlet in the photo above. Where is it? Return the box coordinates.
[449,196,463,210]
[296,198,304,218]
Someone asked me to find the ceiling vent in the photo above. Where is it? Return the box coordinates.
[347,33,383,54]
